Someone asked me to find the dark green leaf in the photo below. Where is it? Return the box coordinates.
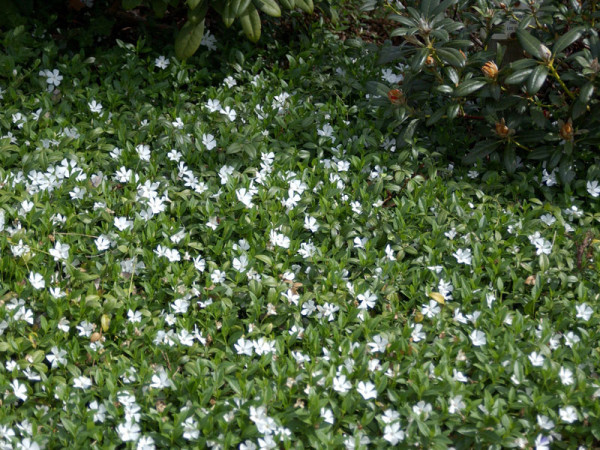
[503,144,516,174]
[516,29,546,60]
[552,27,584,55]
[454,79,486,96]
[175,19,205,59]
[240,5,261,42]
[426,108,445,125]
[295,0,314,13]
[526,65,548,94]
[253,0,280,16]
[504,68,533,84]
[436,48,465,67]
[463,140,500,164]
[447,103,460,119]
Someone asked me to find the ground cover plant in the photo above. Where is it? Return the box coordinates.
[1,4,600,448]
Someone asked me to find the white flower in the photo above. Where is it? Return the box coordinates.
[137,436,156,450]
[421,300,441,318]
[539,214,556,226]
[155,55,170,69]
[469,329,486,346]
[304,215,319,232]
[95,235,112,251]
[559,406,578,423]
[202,133,217,150]
[114,216,133,231]
[332,374,352,394]
[89,100,103,113]
[206,98,221,112]
[320,408,334,424]
[49,241,70,261]
[29,272,45,290]
[220,106,237,121]
[234,337,254,356]
[533,237,552,255]
[537,415,555,430]
[357,290,377,310]
[587,180,600,197]
[564,331,580,348]
[182,417,199,440]
[558,366,574,385]
[411,323,426,342]
[73,376,92,389]
[448,395,465,414]
[136,144,151,161]
[412,401,432,418]
[11,380,28,401]
[453,248,472,265]
[534,434,551,450]
[211,269,226,284]
[383,422,405,445]
[117,420,141,442]
[46,346,67,368]
[233,254,249,272]
[528,351,545,367]
[367,335,388,353]
[150,367,174,389]
[575,303,593,322]
[356,381,377,400]
[223,76,237,88]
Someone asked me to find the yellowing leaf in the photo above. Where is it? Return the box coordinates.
[429,292,445,304]
[414,312,424,323]
[101,314,111,332]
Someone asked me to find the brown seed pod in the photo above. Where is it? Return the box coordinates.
[90,332,102,343]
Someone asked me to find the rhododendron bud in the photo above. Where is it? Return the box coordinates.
[559,120,574,141]
[482,61,498,79]
[387,89,404,105]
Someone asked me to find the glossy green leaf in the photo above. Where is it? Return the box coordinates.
[454,79,486,96]
[552,27,584,55]
[279,0,295,8]
[516,29,546,60]
[463,140,501,164]
[526,65,548,94]
[175,19,205,59]
[295,0,314,13]
[252,0,281,17]
[436,48,465,67]
[240,5,261,42]
[187,0,202,8]
[504,68,533,84]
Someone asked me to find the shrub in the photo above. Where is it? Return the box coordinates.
[364,0,600,184]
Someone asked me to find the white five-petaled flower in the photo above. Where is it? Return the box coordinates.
[29,272,45,290]
[575,303,593,322]
[558,366,574,385]
[356,381,377,400]
[559,405,578,423]
[89,100,103,113]
[587,180,600,197]
[155,55,170,69]
[469,329,486,346]
[453,248,472,265]
[11,379,28,401]
[529,351,545,367]
[383,422,405,445]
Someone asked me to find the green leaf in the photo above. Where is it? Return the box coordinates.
[240,5,261,42]
[222,1,236,27]
[411,47,429,71]
[252,0,281,17]
[426,108,445,125]
[503,144,516,174]
[279,0,295,8]
[526,65,548,95]
[187,0,202,8]
[453,79,486,96]
[552,27,583,55]
[436,48,465,67]
[295,0,314,13]
[504,68,533,85]
[122,0,142,9]
[447,103,460,119]
[463,140,501,164]
[175,19,205,59]
[231,0,252,17]
[516,29,546,60]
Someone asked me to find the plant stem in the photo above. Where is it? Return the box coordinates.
[548,61,575,99]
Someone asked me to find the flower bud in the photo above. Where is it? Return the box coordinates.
[559,120,573,141]
[387,89,404,105]
[482,61,499,79]
[495,119,511,138]
[539,44,552,62]
[425,55,435,66]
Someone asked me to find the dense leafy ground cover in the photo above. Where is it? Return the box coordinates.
[1,15,600,449]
